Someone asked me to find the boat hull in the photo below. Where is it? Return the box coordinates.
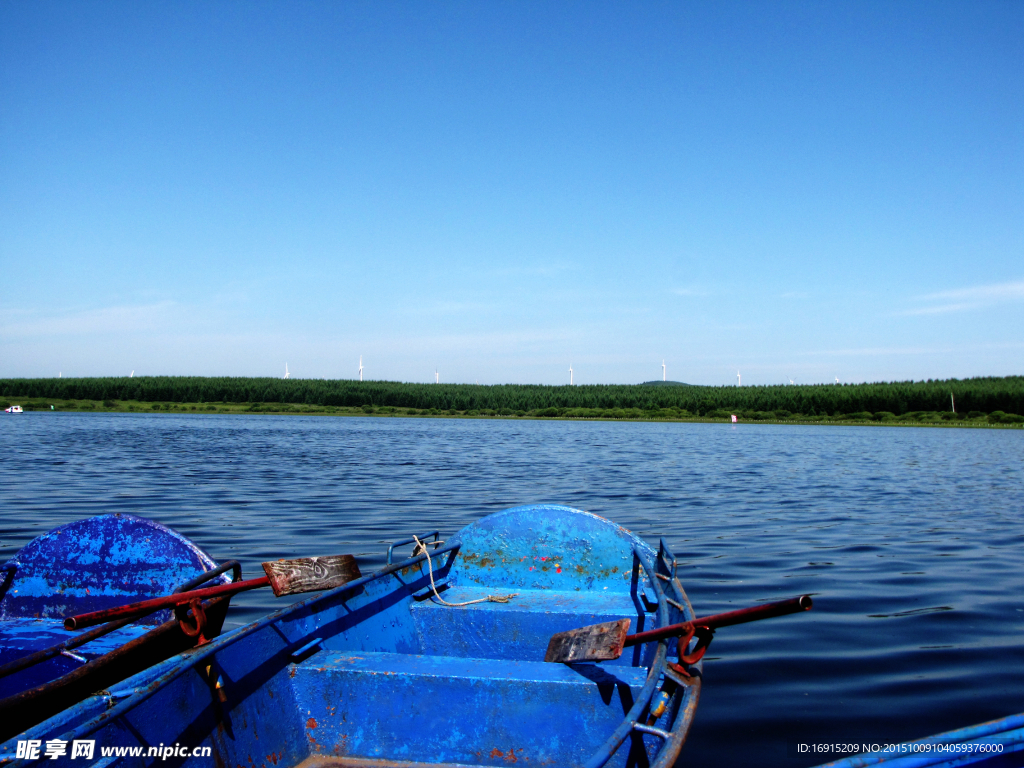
[0,505,701,767]
[0,514,232,741]
[813,712,1024,768]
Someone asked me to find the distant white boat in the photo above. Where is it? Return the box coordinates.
[5,405,23,413]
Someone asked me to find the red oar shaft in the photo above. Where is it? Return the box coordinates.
[64,576,270,631]
[623,594,812,647]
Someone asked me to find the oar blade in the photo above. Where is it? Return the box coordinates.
[262,555,361,597]
[544,618,630,663]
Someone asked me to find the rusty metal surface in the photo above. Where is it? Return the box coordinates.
[0,514,232,711]
[64,576,270,630]
[0,505,704,768]
[623,594,814,648]
[447,505,653,593]
[0,595,231,743]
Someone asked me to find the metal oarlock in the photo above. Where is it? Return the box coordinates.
[175,598,210,645]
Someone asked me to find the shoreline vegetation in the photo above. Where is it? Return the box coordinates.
[1,376,1022,428]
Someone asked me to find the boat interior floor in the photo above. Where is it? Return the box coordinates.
[281,586,658,767]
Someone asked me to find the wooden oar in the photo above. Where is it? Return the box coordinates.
[544,594,812,663]
[64,555,360,631]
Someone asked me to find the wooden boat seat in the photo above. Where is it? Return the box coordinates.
[290,648,649,767]
[409,585,652,665]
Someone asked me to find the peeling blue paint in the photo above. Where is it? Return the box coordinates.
[1,514,220,624]
[0,514,226,702]
[0,505,701,768]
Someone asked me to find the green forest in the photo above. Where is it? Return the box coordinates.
[1,375,1022,424]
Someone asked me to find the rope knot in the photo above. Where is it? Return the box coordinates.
[412,535,518,608]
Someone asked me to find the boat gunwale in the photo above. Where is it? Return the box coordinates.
[25,540,468,750]
[583,541,701,768]
[5,521,702,767]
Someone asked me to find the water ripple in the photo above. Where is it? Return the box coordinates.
[1,413,1022,766]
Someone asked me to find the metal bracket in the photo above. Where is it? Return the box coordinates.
[631,722,673,741]
[387,532,441,565]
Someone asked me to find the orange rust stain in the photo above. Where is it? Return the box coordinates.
[306,718,317,729]
[490,748,504,758]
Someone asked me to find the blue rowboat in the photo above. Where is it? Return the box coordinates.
[813,713,1024,768]
[0,514,235,741]
[0,505,702,767]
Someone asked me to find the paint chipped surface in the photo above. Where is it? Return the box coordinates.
[449,504,654,593]
[0,506,698,768]
[1,514,225,625]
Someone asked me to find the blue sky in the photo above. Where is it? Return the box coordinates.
[1,1,1021,386]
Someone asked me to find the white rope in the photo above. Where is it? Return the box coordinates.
[412,535,517,607]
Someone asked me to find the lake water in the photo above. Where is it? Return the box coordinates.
[2,412,1022,767]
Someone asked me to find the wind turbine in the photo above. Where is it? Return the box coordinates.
[569,362,573,386]
[662,360,666,382]
[435,370,439,384]
[737,371,741,386]
[284,364,290,379]
[789,378,794,385]
[358,356,363,382]
[130,371,134,378]
[835,376,839,384]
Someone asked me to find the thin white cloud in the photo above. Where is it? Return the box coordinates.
[0,302,180,337]
[671,287,705,296]
[493,263,574,278]
[902,303,974,316]
[799,346,945,357]
[920,281,1024,302]
[903,279,1024,315]
[431,300,497,315]
[799,340,1024,357]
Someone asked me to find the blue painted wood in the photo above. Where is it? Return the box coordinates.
[448,504,655,592]
[291,650,650,765]
[0,514,227,699]
[1,513,221,624]
[0,505,702,768]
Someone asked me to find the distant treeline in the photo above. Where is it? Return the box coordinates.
[2,376,1022,417]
